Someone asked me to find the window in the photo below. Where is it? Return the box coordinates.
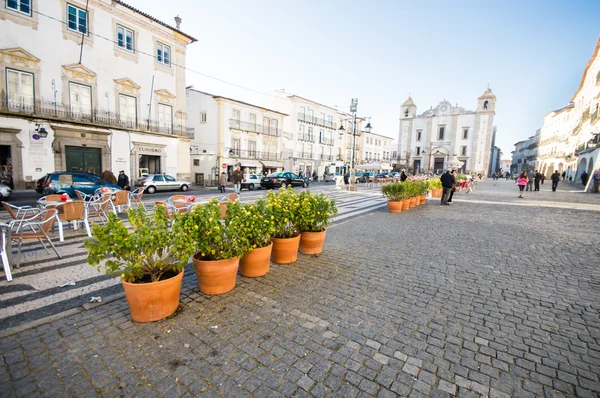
[248,113,256,130]
[438,126,445,140]
[193,159,199,166]
[153,175,164,182]
[157,42,171,66]
[232,109,240,120]
[271,119,278,132]
[117,25,134,52]
[463,128,469,139]
[69,82,91,115]
[7,0,31,15]
[263,117,270,133]
[248,141,256,157]
[231,139,240,156]
[157,103,172,132]
[6,69,34,108]
[319,130,323,144]
[416,131,422,141]
[164,175,176,182]
[308,127,313,141]
[461,146,467,156]
[200,112,207,123]
[67,4,87,34]
[118,94,136,124]
[416,147,421,155]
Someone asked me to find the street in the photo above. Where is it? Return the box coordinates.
[1,179,599,397]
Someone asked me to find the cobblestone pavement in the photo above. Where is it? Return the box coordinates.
[1,179,600,397]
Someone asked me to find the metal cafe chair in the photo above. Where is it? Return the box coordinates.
[1,201,40,221]
[168,195,191,214]
[0,223,12,282]
[57,200,91,238]
[10,209,62,268]
[128,187,145,210]
[111,190,130,213]
[75,190,97,201]
[86,193,113,224]
[218,193,239,219]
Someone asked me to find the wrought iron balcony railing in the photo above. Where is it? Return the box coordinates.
[319,137,335,146]
[298,152,313,159]
[229,119,282,136]
[227,149,281,160]
[298,133,315,142]
[319,154,333,161]
[297,113,337,129]
[0,94,187,136]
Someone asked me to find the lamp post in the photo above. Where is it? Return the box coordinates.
[421,150,426,174]
[338,99,371,191]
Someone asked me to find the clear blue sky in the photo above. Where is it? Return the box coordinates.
[128,0,600,159]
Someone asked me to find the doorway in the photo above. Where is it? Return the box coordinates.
[65,146,102,175]
[434,158,445,174]
[139,155,161,174]
[0,145,13,188]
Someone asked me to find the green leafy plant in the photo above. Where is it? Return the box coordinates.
[381,181,407,201]
[455,174,467,181]
[240,197,276,250]
[427,179,442,191]
[295,190,338,232]
[412,180,428,196]
[173,199,250,261]
[266,187,300,238]
[85,207,186,283]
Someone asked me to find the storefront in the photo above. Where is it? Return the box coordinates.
[130,142,166,180]
[260,160,283,175]
[51,123,111,177]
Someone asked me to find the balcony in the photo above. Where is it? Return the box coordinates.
[297,113,337,129]
[592,110,598,125]
[319,137,335,146]
[299,152,313,159]
[228,149,281,160]
[229,119,281,136]
[0,94,187,136]
[298,133,315,142]
[319,154,333,161]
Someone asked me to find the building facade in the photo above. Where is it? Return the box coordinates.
[0,0,195,188]
[187,89,287,184]
[359,130,393,166]
[397,88,497,174]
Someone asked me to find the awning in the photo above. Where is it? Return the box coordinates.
[240,160,262,168]
[260,161,283,168]
[222,158,238,166]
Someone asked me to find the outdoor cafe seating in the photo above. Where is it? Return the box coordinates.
[9,208,62,268]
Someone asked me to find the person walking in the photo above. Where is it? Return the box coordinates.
[593,171,600,193]
[551,170,560,191]
[517,172,528,198]
[232,165,243,194]
[440,170,454,206]
[312,170,318,182]
[100,167,117,184]
[400,169,408,182]
[117,170,129,190]
[447,170,457,203]
[534,170,542,191]
[526,170,534,191]
[581,170,589,186]
[561,171,566,180]
[218,172,227,193]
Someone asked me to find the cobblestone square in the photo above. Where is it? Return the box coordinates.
[1,180,599,397]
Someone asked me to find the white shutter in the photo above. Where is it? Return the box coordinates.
[69,83,91,115]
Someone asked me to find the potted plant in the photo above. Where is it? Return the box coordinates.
[85,207,187,323]
[416,180,428,204]
[295,190,338,254]
[266,188,301,264]
[239,198,275,277]
[174,199,249,295]
[427,179,442,198]
[381,181,405,213]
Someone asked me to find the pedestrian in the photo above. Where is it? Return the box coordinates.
[534,170,542,191]
[561,171,566,180]
[593,171,600,193]
[526,170,534,191]
[218,172,227,193]
[298,170,303,178]
[232,165,243,194]
[400,169,408,182]
[312,170,318,182]
[581,170,588,186]
[447,170,457,203]
[440,170,454,206]
[517,172,528,198]
[551,170,560,192]
[117,170,130,190]
[541,174,545,185]
[100,167,117,184]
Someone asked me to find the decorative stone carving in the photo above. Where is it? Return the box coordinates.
[154,89,176,104]
[62,63,96,84]
[0,47,40,68]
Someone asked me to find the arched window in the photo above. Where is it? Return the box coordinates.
[483,101,489,110]
[404,109,409,117]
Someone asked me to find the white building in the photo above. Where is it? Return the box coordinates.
[186,88,287,184]
[397,88,497,174]
[359,130,393,167]
[0,0,196,189]
[535,37,600,187]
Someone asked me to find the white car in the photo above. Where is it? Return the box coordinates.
[0,184,12,199]
[241,174,261,190]
[324,173,341,182]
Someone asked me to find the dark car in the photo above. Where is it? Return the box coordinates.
[376,172,390,179]
[358,172,375,183]
[36,173,50,194]
[260,171,308,189]
[42,172,121,198]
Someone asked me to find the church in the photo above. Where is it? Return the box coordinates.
[397,88,496,174]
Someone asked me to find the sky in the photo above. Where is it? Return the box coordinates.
[127,0,600,159]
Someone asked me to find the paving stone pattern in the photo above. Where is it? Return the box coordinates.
[1,180,600,397]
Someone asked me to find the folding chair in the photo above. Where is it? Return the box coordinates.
[1,223,12,282]
[58,201,91,237]
[10,209,62,268]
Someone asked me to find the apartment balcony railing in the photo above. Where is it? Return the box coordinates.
[298,133,315,142]
[0,95,188,136]
[319,154,333,161]
[298,152,313,159]
[297,113,337,129]
[228,119,281,136]
[228,149,281,160]
[319,137,335,146]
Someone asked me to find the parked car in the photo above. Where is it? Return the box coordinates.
[135,174,191,194]
[376,172,390,179]
[36,173,50,194]
[390,172,400,179]
[324,173,342,182]
[358,172,375,183]
[241,174,262,190]
[42,172,121,198]
[260,171,308,189]
[353,172,363,184]
[0,184,12,199]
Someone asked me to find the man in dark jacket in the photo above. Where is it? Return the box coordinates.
[400,169,408,182]
[551,170,560,192]
[581,171,588,186]
[117,170,129,190]
[440,170,454,205]
[534,170,542,191]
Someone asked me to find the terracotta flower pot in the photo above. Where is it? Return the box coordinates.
[419,194,426,204]
[386,201,402,213]
[192,255,239,295]
[240,242,272,277]
[401,200,410,211]
[271,234,300,264]
[299,230,327,254]
[121,269,184,323]
[409,197,417,208]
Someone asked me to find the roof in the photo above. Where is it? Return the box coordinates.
[113,1,197,43]
[287,95,339,112]
[187,88,288,116]
[572,36,600,101]
[401,96,415,107]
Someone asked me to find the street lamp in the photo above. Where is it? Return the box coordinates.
[421,150,426,174]
[338,104,371,191]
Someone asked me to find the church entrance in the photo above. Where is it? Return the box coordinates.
[434,158,445,174]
